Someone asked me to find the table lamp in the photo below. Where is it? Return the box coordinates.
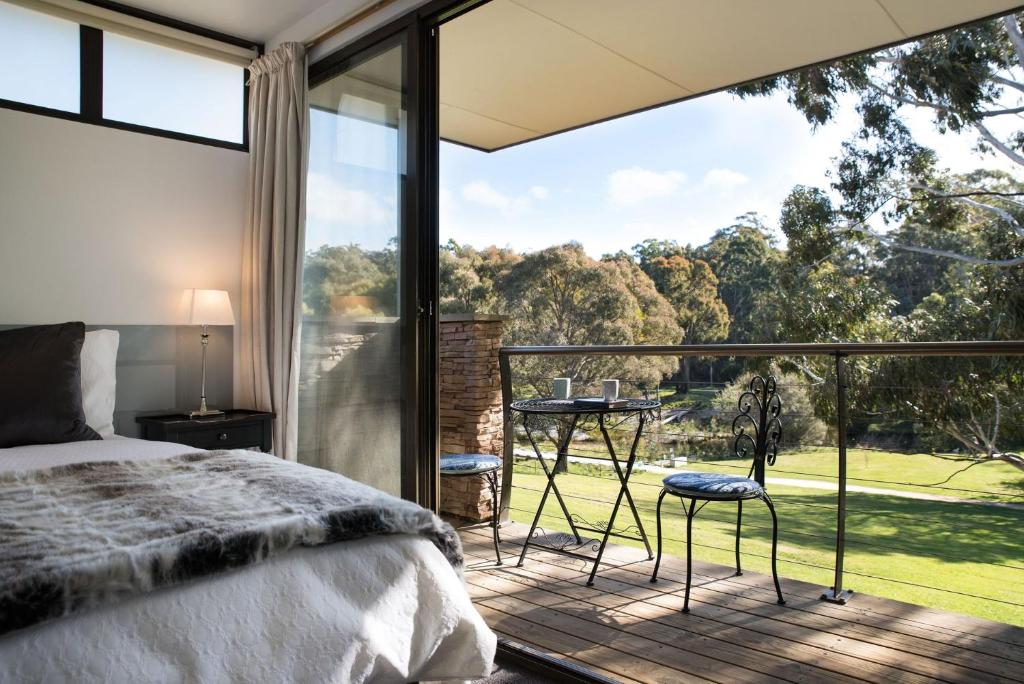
[180,288,235,418]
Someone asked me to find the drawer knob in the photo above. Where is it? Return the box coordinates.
[218,433,229,441]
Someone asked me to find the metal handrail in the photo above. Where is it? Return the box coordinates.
[499,340,1024,357]
[497,340,1024,604]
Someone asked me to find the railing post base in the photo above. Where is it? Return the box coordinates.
[820,588,854,604]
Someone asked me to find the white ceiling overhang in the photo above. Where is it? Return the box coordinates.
[439,0,1024,151]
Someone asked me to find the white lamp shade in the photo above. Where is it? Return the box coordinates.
[181,289,235,326]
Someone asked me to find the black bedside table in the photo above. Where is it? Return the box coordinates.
[136,410,274,452]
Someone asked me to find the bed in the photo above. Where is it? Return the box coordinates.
[0,437,496,683]
[0,322,495,682]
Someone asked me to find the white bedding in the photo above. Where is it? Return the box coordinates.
[0,438,496,683]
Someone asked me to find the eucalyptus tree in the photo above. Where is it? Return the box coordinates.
[439,240,521,314]
[776,175,1024,466]
[697,217,784,344]
[734,12,1024,267]
[639,253,729,390]
[302,244,395,317]
[500,244,681,471]
[500,243,680,395]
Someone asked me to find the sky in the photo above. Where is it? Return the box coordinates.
[300,27,1021,260]
[439,89,1019,257]
[304,85,1016,257]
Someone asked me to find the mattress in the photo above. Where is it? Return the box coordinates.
[0,438,496,683]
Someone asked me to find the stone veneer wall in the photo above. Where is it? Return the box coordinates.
[439,314,505,521]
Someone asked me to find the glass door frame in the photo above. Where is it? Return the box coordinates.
[309,3,620,680]
[308,1,478,509]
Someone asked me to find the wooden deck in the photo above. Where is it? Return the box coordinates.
[459,523,1024,683]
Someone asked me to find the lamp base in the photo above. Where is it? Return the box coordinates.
[190,408,225,418]
[190,395,222,419]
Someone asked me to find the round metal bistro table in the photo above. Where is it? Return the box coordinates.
[509,397,661,586]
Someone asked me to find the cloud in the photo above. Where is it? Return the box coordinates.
[608,167,687,206]
[698,168,749,192]
[460,180,548,214]
[306,172,393,226]
[462,180,511,209]
[439,186,456,225]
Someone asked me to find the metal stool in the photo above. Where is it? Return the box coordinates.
[441,454,503,564]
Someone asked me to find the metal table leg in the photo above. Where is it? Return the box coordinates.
[586,412,652,585]
[516,413,582,567]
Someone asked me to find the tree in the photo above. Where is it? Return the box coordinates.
[773,170,1024,462]
[873,222,971,316]
[766,189,898,422]
[715,371,827,450]
[778,187,842,265]
[439,241,682,392]
[871,182,1024,469]
[439,246,486,314]
[874,284,1024,471]
[302,244,394,317]
[640,254,729,389]
[775,188,895,346]
[733,12,1024,267]
[697,216,784,345]
[780,263,894,341]
[439,241,521,314]
[501,243,680,391]
[632,238,692,270]
[500,243,681,471]
[864,170,1024,314]
[601,254,685,359]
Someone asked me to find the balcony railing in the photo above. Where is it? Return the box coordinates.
[497,341,1024,611]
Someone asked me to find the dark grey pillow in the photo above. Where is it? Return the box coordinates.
[0,322,101,448]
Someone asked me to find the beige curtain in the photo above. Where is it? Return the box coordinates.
[238,43,308,459]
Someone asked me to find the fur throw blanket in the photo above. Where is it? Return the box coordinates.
[0,450,462,637]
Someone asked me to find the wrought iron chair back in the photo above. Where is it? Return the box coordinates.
[732,374,783,487]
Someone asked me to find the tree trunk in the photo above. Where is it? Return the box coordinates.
[682,357,692,393]
[553,421,570,474]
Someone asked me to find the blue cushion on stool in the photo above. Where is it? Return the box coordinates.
[662,472,763,499]
[440,453,502,475]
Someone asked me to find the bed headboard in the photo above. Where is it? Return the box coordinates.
[0,324,233,438]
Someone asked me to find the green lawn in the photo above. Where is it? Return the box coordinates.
[544,439,1024,503]
[680,447,1024,503]
[657,387,718,411]
[507,453,1024,626]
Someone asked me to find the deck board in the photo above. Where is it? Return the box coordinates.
[460,523,1024,684]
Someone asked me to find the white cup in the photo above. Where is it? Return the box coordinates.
[602,379,620,402]
[553,377,571,400]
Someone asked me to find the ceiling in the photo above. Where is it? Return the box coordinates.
[439,0,1024,152]
[112,0,346,42]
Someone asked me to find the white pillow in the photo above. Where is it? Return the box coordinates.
[81,329,119,439]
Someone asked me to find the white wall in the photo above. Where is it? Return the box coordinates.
[0,108,247,325]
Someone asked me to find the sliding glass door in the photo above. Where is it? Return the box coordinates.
[301,29,436,504]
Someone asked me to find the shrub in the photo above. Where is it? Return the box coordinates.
[713,371,828,451]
